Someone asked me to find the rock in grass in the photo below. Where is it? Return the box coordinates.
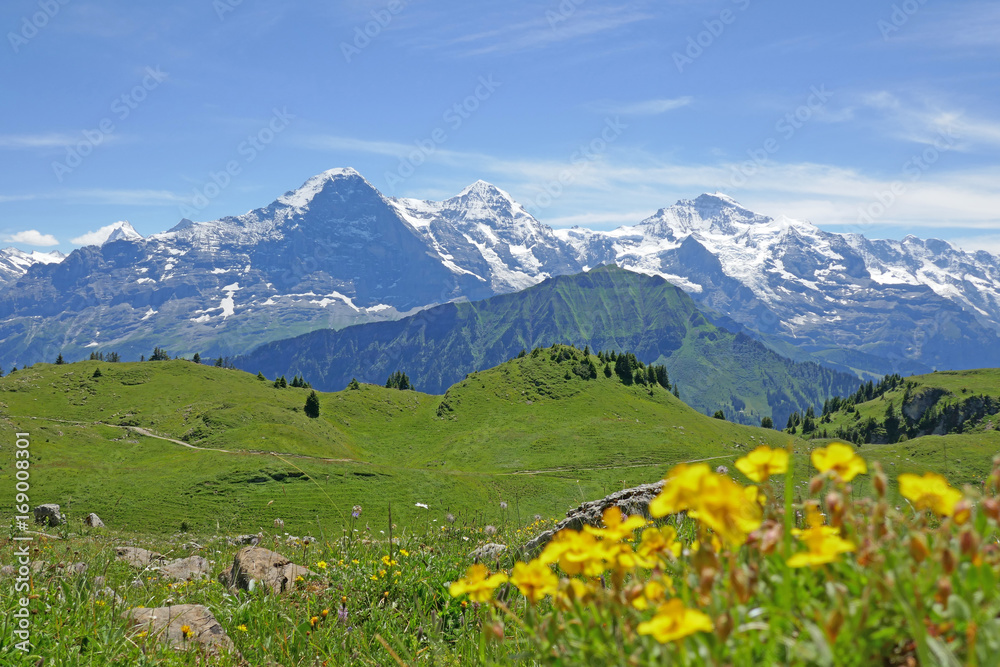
[223,546,315,594]
[158,556,211,581]
[33,504,63,527]
[83,513,105,528]
[520,481,665,558]
[470,543,508,562]
[125,604,235,654]
[115,546,166,568]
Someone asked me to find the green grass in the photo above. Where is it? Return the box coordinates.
[0,352,794,537]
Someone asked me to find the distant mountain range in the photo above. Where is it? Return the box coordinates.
[2,167,999,376]
[235,265,860,426]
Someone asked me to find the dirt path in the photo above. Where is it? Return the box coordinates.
[9,416,363,465]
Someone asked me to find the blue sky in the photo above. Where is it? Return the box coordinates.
[2,0,999,253]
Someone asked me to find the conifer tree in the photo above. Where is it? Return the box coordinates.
[761,416,774,429]
[257,371,266,381]
[93,367,102,378]
[193,353,201,364]
[304,390,320,418]
[348,378,360,390]
[55,353,65,365]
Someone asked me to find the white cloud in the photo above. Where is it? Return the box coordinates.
[70,222,125,246]
[4,230,59,246]
[588,97,693,116]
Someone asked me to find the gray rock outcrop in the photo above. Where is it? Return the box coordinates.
[220,546,315,594]
[125,604,235,654]
[33,504,62,527]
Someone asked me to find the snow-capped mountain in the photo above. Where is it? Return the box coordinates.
[2,168,998,375]
[0,247,65,285]
[0,168,495,365]
[556,194,1000,373]
[390,180,580,293]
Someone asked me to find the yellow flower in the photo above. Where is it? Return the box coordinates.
[381,555,397,567]
[510,559,558,604]
[898,472,963,517]
[786,525,856,568]
[688,473,763,546]
[637,526,682,561]
[180,624,192,639]
[811,443,867,482]
[637,598,713,643]
[310,616,320,627]
[649,463,712,517]
[583,507,647,542]
[315,561,328,570]
[555,577,594,610]
[539,528,610,577]
[449,564,508,602]
[735,445,789,482]
[631,579,670,610]
[237,624,248,632]
[399,549,409,557]
[650,463,761,546]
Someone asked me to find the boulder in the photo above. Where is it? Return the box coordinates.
[520,481,665,558]
[125,604,235,654]
[33,504,63,527]
[469,543,508,562]
[83,513,105,528]
[115,546,166,568]
[158,556,211,581]
[223,547,315,594]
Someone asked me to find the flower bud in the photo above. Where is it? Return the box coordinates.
[953,500,972,526]
[809,475,825,495]
[983,498,1000,523]
[960,529,980,559]
[485,621,505,642]
[825,609,844,644]
[936,576,953,605]
[909,534,929,564]
[873,467,887,498]
[942,547,957,575]
[716,613,734,642]
[825,492,844,528]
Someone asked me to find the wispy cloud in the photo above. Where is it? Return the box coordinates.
[0,134,82,149]
[3,230,59,246]
[860,91,1000,151]
[406,4,651,57]
[62,189,186,206]
[587,97,693,116]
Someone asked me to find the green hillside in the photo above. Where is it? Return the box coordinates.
[0,349,795,536]
[787,368,1000,446]
[236,265,859,427]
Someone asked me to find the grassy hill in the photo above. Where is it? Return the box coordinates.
[0,349,796,536]
[235,265,859,427]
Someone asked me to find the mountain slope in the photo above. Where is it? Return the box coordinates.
[0,247,65,286]
[235,265,859,426]
[0,355,795,534]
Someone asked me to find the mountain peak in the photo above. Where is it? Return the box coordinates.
[455,179,515,201]
[104,220,143,244]
[277,167,371,210]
